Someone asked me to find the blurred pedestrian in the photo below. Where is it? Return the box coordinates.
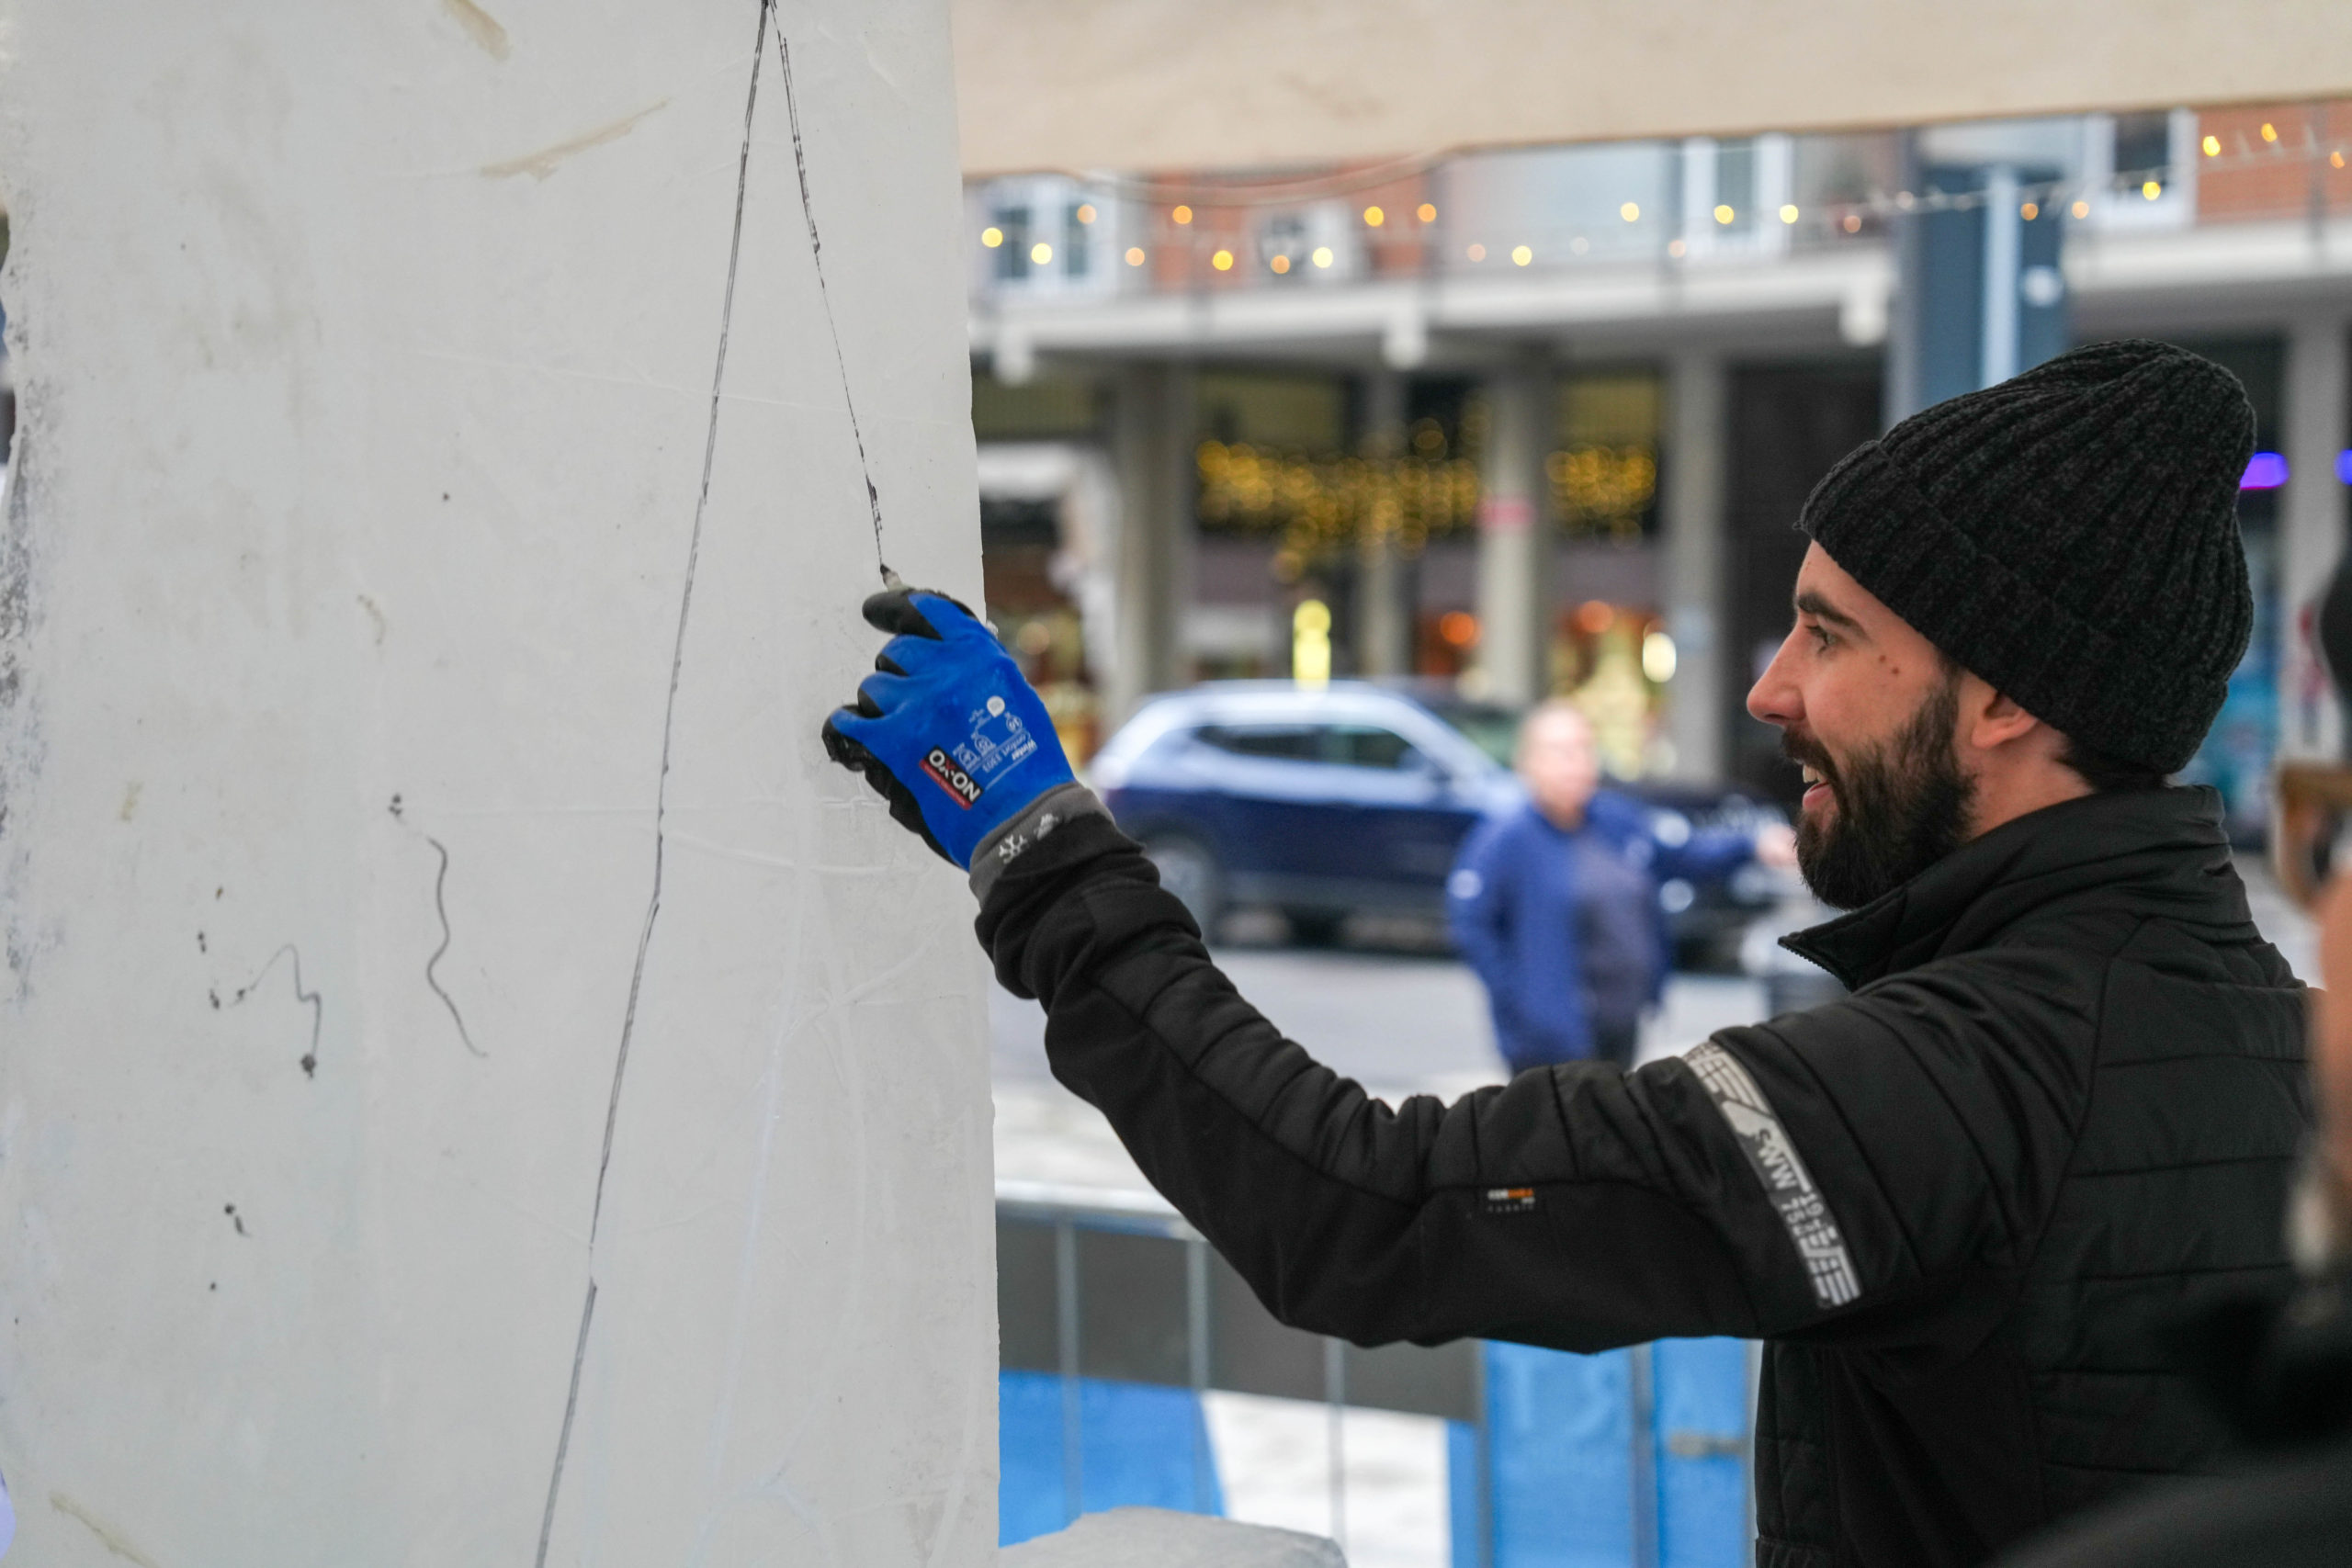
[1447,699,1792,1071]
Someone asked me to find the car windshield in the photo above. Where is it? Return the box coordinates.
[1430,705,1521,768]
[1196,721,1426,770]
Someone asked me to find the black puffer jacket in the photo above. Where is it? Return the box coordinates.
[1994,1266,2352,1567]
[979,786,2310,1566]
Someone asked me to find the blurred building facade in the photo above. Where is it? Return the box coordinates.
[967,105,2352,837]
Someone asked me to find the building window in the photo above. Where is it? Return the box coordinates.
[1714,138,1757,232]
[2111,111,2172,190]
[1259,212,1308,281]
[992,206,1031,281]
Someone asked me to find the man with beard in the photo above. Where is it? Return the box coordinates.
[823,340,2309,1566]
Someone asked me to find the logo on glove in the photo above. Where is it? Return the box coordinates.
[922,747,983,807]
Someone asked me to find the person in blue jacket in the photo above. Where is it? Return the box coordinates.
[1448,700,1792,1072]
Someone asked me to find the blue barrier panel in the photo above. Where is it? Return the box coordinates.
[1001,1371,1071,1546]
[1484,1342,1634,1568]
[1459,1340,1753,1568]
[1653,1339,1749,1568]
[1448,1418,1483,1567]
[999,1371,1224,1546]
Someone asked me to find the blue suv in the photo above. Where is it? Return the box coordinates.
[1090,682,1786,958]
[1091,682,1517,939]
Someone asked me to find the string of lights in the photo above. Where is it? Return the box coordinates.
[1000,124,2346,213]
[980,125,2350,276]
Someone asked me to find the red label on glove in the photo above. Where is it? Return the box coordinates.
[922,747,982,807]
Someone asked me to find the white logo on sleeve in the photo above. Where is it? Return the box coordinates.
[1685,1041,1861,1309]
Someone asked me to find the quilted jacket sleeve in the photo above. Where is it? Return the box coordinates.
[980,816,2093,1353]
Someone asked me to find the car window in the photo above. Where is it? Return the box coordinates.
[1438,708,1521,769]
[1194,724,1322,761]
[1324,724,1422,770]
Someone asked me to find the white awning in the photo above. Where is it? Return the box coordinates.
[955,0,2352,177]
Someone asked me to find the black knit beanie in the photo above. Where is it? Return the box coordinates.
[1799,339,2254,774]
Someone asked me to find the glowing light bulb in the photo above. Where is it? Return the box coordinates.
[2072,199,2090,219]
[1031,242,1053,265]
[1293,600,1332,687]
[1642,630,1677,683]
[2142,179,2162,200]
[1417,203,1437,222]
[1171,205,1193,225]
[1271,254,1291,274]
[1312,246,1334,268]
[1620,202,1640,222]
[1510,244,1532,265]
[1842,212,1862,232]
[2262,122,2278,143]
[1465,243,1486,261]
[1363,205,1385,227]
[1211,249,1234,271]
[2201,134,2222,157]
[1779,204,1799,224]
[1125,246,1146,266]
[1075,203,1097,224]
[1713,204,1735,225]
[980,226,1003,248]
[2020,201,2039,220]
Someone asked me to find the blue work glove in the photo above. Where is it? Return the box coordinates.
[821,587,1075,869]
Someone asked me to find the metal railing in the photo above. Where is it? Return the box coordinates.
[999,1181,1759,1567]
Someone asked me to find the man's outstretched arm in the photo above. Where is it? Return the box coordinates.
[979,800,1861,1351]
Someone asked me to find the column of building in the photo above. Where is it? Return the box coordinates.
[1661,351,1728,781]
[1107,360,1197,724]
[2281,315,2351,761]
[1354,368,1414,678]
[1473,360,1554,706]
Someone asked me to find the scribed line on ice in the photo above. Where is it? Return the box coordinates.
[774,22,889,579]
[534,4,775,1562]
[535,1280,598,1566]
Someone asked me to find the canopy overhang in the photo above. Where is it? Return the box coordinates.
[954,1,2352,177]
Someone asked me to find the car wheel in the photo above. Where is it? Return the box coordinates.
[1139,833,1226,932]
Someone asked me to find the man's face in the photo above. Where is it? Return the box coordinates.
[1518,706,1600,827]
[1746,544,1977,909]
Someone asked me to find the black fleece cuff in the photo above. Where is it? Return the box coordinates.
[967,782,1114,904]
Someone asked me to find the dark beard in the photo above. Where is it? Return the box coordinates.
[1784,671,1975,910]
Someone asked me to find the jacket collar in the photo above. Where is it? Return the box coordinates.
[1781,785,2251,990]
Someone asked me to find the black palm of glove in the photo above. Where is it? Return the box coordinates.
[820,586,1075,868]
